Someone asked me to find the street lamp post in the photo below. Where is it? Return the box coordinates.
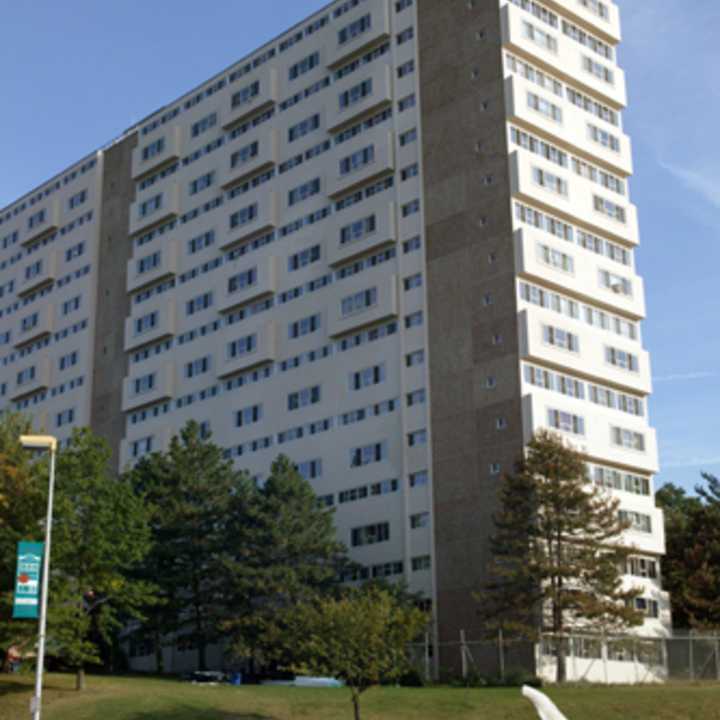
[20,434,57,720]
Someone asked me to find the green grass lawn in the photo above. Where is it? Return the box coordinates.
[1,674,720,720]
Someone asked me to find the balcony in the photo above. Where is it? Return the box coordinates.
[220,129,280,189]
[328,130,395,199]
[123,298,177,352]
[508,150,638,246]
[128,183,180,237]
[327,200,397,267]
[10,357,51,401]
[327,272,398,338]
[121,362,175,412]
[131,126,182,180]
[218,255,279,313]
[22,198,60,246]
[517,308,652,395]
[126,239,179,293]
[520,391,660,476]
[326,1,391,69]
[327,63,392,133]
[221,68,279,131]
[501,3,626,109]
[18,250,58,297]
[14,305,54,348]
[216,320,278,378]
[513,228,645,319]
[219,191,279,251]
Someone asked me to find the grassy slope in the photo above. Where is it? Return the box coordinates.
[1,674,720,720]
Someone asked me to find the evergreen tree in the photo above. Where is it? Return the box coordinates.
[127,420,250,671]
[657,475,720,630]
[478,430,643,682]
[223,455,349,669]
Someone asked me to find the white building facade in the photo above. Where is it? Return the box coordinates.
[0,0,669,680]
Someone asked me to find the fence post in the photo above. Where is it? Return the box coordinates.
[633,638,639,684]
[602,631,609,685]
[689,635,695,681]
[460,630,468,680]
[716,635,720,682]
[424,632,431,683]
[498,627,505,682]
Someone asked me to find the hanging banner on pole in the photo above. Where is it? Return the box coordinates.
[12,541,43,619]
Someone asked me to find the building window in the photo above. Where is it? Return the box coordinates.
[132,436,153,458]
[338,14,371,45]
[489,463,501,476]
[134,311,158,335]
[232,80,260,108]
[341,287,377,317]
[533,167,568,196]
[186,291,213,316]
[185,356,211,378]
[288,385,321,411]
[403,236,421,253]
[583,55,614,84]
[408,429,427,446]
[594,195,626,223]
[231,141,259,168]
[523,20,558,53]
[68,190,87,209]
[16,366,36,385]
[619,510,652,533]
[527,92,562,122]
[350,441,386,467]
[340,215,376,245]
[351,521,389,548]
[397,27,414,44]
[409,470,428,488]
[56,408,75,427]
[228,268,257,293]
[137,251,161,275]
[605,346,639,372]
[612,427,645,452]
[227,334,257,359]
[407,389,426,406]
[401,163,419,181]
[399,128,417,146]
[339,79,373,109]
[543,325,579,352]
[229,203,258,229]
[538,244,574,273]
[289,313,321,339]
[412,555,431,572]
[191,112,217,137]
[599,269,632,296]
[410,512,430,529]
[289,51,320,80]
[139,194,162,218]
[58,351,78,371]
[189,172,214,195]
[142,138,164,161]
[289,178,321,206]
[289,114,321,142]
[398,94,416,112]
[134,373,155,395]
[288,244,321,271]
[340,145,375,176]
[406,349,425,367]
[588,124,620,152]
[350,364,385,390]
[626,557,658,579]
[592,465,650,495]
[298,458,323,480]
[65,241,85,261]
[236,404,263,427]
[547,408,585,435]
[402,199,420,217]
[188,230,215,254]
[397,59,415,77]
[405,311,423,329]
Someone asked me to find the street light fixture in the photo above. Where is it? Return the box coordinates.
[20,434,57,720]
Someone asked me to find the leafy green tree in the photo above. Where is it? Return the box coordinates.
[657,475,720,630]
[0,412,45,666]
[47,428,153,688]
[286,585,428,720]
[223,455,350,669]
[478,430,643,682]
[127,421,250,671]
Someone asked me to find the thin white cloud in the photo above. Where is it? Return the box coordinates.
[653,371,716,384]
[662,457,720,469]
[659,161,720,211]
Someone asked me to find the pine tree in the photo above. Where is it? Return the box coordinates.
[658,475,720,630]
[222,455,349,670]
[478,430,644,682]
[126,420,249,671]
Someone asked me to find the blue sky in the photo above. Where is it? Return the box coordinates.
[1,1,717,492]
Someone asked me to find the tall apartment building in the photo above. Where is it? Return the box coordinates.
[0,0,669,679]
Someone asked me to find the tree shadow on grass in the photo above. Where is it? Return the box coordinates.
[125,708,276,720]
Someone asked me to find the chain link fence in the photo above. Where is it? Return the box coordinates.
[408,630,720,684]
